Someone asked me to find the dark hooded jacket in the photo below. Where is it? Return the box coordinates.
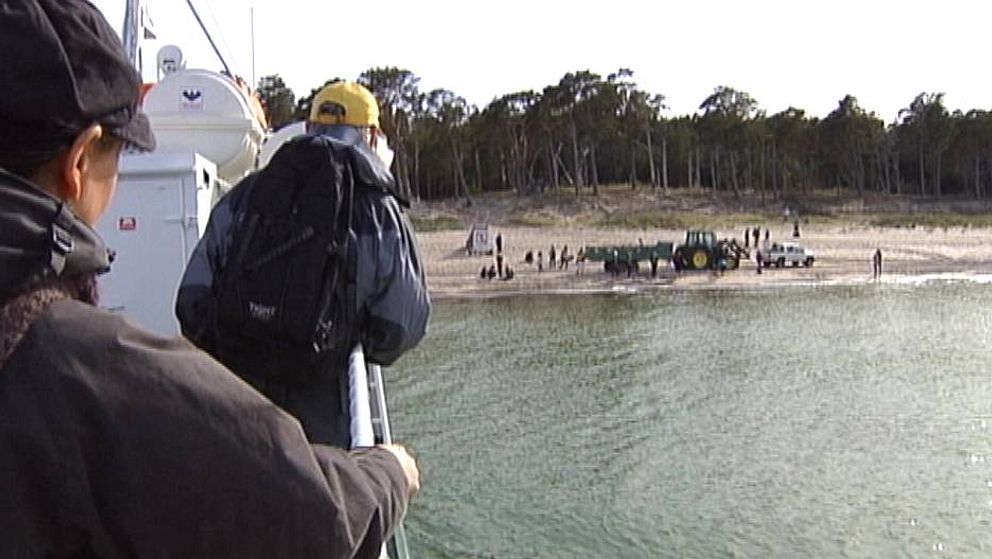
[0,168,410,557]
[175,127,430,447]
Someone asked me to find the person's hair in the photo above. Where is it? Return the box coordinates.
[0,127,122,180]
[0,145,65,179]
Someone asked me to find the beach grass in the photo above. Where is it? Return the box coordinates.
[508,213,561,227]
[410,185,992,233]
[410,215,465,232]
[864,213,992,229]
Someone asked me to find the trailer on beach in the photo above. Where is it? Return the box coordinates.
[582,241,674,275]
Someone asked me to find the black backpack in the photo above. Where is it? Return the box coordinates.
[212,135,359,384]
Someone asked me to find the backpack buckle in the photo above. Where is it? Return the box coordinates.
[52,224,74,255]
[49,223,75,275]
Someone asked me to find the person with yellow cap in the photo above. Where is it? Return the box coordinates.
[308,81,396,166]
[176,80,430,448]
[0,2,417,556]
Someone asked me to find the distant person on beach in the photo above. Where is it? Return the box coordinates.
[756,249,763,274]
[752,226,760,246]
[549,245,557,270]
[487,265,497,280]
[496,253,504,278]
[537,251,544,272]
[504,266,515,280]
[524,250,533,265]
[560,245,569,270]
[576,248,586,275]
[495,232,503,254]
[744,228,750,248]
[793,219,801,238]
[873,249,883,279]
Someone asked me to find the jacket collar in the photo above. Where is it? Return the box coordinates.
[306,125,407,206]
[0,168,111,298]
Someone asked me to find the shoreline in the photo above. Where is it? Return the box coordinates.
[418,224,992,300]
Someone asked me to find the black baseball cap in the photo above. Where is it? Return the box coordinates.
[0,0,155,155]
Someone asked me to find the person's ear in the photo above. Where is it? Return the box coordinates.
[58,124,103,202]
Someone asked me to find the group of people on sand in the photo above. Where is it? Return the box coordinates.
[523,244,578,273]
[480,263,514,281]
[744,226,773,274]
[743,226,771,249]
[482,231,515,281]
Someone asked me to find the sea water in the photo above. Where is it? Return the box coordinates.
[388,281,992,558]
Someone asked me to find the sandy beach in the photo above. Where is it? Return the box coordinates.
[419,223,992,299]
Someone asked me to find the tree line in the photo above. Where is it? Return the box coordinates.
[255,69,992,204]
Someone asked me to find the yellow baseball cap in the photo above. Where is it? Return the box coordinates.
[308,81,380,128]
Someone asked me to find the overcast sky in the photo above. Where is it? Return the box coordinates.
[92,0,990,122]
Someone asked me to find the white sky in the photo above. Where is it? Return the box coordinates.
[92,0,990,123]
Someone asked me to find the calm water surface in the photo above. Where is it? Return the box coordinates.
[388,282,992,558]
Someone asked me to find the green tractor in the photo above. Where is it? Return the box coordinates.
[672,230,749,271]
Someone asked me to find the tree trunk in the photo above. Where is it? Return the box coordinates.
[771,143,778,195]
[645,126,657,188]
[744,148,753,192]
[413,136,421,200]
[987,157,992,199]
[975,156,982,198]
[661,135,669,190]
[695,147,703,189]
[918,148,926,195]
[554,145,574,187]
[729,151,740,197]
[570,119,582,195]
[710,148,718,190]
[498,149,508,190]
[474,150,483,194]
[759,141,766,197]
[590,143,600,196]
[893,152,901,195]
[859,152,865,196]
[934,153,942,196]
[450,140,472,206]
[546,138,557,191]
[628,140,637,189]
[687,149,693,188]
[879,148,889,194]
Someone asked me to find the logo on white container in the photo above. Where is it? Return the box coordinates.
[180,88,203,111]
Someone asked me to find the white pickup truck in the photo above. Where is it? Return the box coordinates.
[763,242,815,267]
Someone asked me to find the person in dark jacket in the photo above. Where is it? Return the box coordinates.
[0,2,417,556]
[175,81,430,447]
[873,248,883,279]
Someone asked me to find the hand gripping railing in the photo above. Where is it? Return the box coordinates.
[349,344,412,559]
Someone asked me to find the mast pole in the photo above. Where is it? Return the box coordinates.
[250,6,256,86]
[122,0,140,69]
[184,0,232,76]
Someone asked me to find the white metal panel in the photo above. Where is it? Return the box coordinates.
[97,153,218,336]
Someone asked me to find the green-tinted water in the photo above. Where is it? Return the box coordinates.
[388,282,992,558]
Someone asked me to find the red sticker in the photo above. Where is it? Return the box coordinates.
[119,217,137,231]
